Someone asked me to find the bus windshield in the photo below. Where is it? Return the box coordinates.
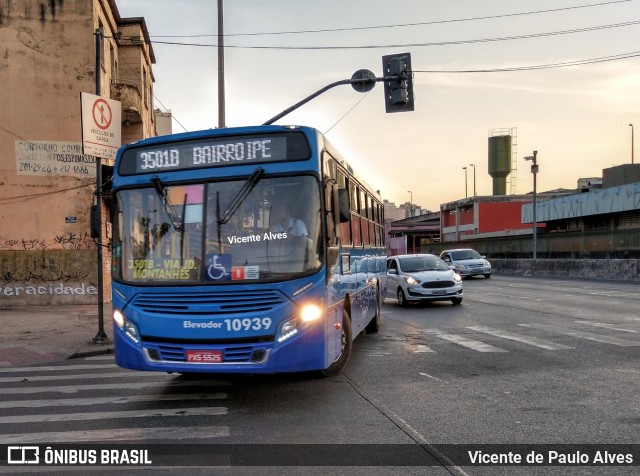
[113,174,323,284]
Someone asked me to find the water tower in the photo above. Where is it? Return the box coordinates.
[488,128,517,195]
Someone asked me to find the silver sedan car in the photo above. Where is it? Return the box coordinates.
[386,254,463,307]
[439,248,491,278]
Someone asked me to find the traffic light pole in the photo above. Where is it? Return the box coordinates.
[262,72,409,126]
[93,28,108,343]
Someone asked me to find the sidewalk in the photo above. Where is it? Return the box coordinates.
[0,303,114,367]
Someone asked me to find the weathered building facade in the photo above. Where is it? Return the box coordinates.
[0,0,158,306]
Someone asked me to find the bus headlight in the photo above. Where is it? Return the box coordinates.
[113,310,140,344]
[276,304,323,344]
[300,304,322,323]
[277,318,299,343]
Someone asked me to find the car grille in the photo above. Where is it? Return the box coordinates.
[422,281,455,289]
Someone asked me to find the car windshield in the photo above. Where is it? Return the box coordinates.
[399,256,449,272]
[451,250,482,260]
[112,175,323,284]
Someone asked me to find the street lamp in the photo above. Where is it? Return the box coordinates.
[462,167,468,198]
[469,163,476,196]
[524,151,539,260]
[630,124,634,164]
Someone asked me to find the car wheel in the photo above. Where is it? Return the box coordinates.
[320,310,353,377]
[451,297,462,305]
[484,273,491,279]
[365,289,381,333]
[397,288,408,307]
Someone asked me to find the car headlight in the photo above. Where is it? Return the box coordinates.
[405,276,419,285]
[453,273,462,283]
[485,260,491,267]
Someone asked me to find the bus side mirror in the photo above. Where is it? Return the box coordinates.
[337,188,350,223]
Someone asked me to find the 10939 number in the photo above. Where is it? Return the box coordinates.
[224,317,272,332]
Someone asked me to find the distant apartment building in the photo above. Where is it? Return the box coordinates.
[0,0,161,306]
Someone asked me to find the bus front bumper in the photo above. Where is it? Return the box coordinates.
[113,322,327,374]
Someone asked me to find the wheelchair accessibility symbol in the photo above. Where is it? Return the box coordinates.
[205,254,232,281]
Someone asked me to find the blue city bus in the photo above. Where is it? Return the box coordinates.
[110,125,386,375]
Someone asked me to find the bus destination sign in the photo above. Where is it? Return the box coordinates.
[120,133,310,175]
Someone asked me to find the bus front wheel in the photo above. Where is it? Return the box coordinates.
[320,311,352,377]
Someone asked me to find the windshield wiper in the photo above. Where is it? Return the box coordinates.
[217,167,264,226]
[151,177,184,232]
[179,192,187,265]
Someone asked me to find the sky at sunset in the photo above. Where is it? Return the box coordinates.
[117,0,640,211]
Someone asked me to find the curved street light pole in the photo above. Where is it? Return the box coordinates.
[462,167,468,198]
[524,151,539,260]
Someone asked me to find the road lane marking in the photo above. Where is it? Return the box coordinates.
[0,371,154,384]
[413,345,435,353]
[0,363,121,374]
[1,426,230,443]
[519,323,640,346]
[0,406,227,424]
[1,379,231,394]
[575,321,638,333]
[478,292,552,302]
[467,326,574,350]
[419,372,448,383]
[0,393,227,409]
[422,329,508,352]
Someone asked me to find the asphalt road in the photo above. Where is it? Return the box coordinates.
[1,275,638,475]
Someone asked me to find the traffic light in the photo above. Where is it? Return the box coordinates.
[382,53,414,113]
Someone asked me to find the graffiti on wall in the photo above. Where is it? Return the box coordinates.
[0,246,99,303]
[0,282,97,298]
[0,233,96,251]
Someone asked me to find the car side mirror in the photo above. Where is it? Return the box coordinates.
[387,269,397,275]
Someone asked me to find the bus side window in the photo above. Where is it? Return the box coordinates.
[337,188,350,223]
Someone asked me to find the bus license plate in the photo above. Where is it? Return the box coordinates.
[186,350,223,363]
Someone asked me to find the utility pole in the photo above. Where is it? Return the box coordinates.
[217,0,226,128]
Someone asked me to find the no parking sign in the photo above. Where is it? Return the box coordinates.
[81,92,121,160]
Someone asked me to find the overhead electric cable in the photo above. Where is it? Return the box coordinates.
[144,0,632,38]
[413,50,640,73]
[120,19,640,50]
